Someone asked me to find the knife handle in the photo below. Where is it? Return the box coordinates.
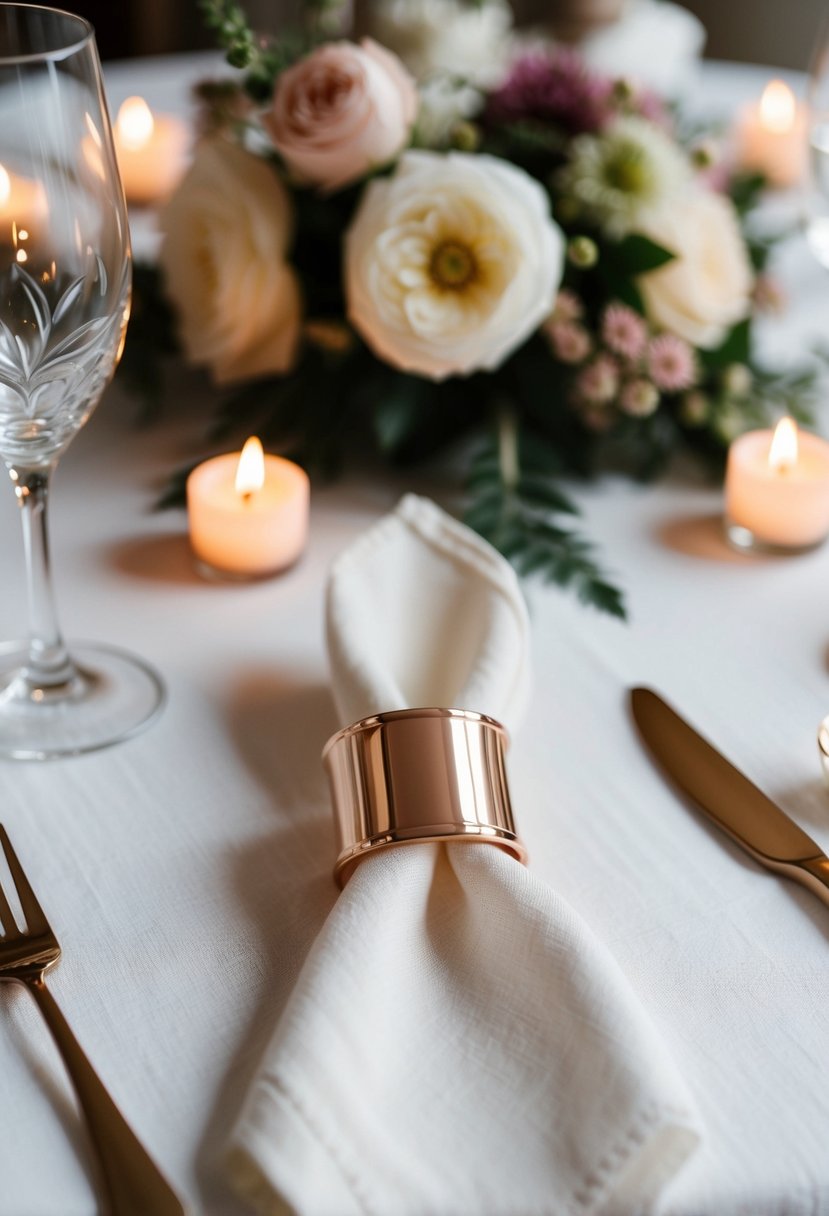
[791,857,829,907]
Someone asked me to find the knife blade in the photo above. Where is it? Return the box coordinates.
[630,686,829,908]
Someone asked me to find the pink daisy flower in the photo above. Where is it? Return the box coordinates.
[552,288,584,322]
[647,334,697,392]
[546,320,591,364]
[576,353,619,405]
[601,303,647,361]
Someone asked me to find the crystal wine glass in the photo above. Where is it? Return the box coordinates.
[807,20,829,267]
[0,4,164,758]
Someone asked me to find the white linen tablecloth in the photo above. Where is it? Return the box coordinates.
[0,52,828,1216]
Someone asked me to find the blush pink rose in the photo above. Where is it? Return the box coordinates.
[265,39,418,192]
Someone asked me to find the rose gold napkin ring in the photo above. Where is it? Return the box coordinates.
[323,707,526,887]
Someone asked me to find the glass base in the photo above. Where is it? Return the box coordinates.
[0,640,165,760]
[724,518,827,556]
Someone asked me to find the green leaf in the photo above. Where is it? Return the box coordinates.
[154,462,197,510]
[614,233,677,274]
[700,318,751,370]
[372,375,433,454]
[116,262,179,420]
[517,472,580,515]
[595,262,647,316]
[729,171,767,215]
[463,426,626,618]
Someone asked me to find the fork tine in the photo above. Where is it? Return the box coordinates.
[0,825,49,936]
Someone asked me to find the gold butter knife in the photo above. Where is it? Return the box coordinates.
[630,687,829,907]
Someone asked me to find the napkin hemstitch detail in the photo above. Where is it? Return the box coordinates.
[255,1070,379,1216]
[572,1097,700,1216]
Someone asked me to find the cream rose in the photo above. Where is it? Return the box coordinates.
[345,151,564,380]
[265,39,418,193]
[159,138,300,385]
[636,190,753,349]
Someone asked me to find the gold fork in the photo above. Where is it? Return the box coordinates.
[0,824,186,1215]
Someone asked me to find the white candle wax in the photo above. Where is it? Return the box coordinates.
[735,79,807,188]
[113,97,189,206]
[725,423,829,550]
[187,442,310,577]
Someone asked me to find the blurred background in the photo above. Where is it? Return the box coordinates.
[70,0,827,69]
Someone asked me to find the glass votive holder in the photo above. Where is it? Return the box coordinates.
[723,422,829,555]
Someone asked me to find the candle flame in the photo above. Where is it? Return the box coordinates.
[760,80,797,134]
[0,163,9,207]
[235,436,265,497]
[116,96,154,151]
[768,416,798,473]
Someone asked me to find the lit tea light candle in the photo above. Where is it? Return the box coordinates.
[735,79,807,188]
[725,417,829,552]
[0,162,46,244]
[186,437,310,577]
[113,96,189,205]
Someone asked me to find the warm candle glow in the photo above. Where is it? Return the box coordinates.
[187,443,310,576]
[759,80,797,134]
[112,98,189,205]
[115,97,155,152]
[768,417,798,473]
[235,436,266,497]
[0,166,46,242]
[726,423,829,550]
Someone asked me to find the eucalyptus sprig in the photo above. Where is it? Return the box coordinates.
[198,0,258,70]
[197,0,299,99]
[465,413,626,618]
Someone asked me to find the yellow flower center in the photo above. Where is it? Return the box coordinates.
[602,148,648,196]
[429,240,477,290]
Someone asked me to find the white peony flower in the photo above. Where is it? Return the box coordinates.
[414,76,483,148]
[159,138,301,385]
[636,190,753,349]
[369,0,513,87]
[558,115,690,238]
[345,150,564,380]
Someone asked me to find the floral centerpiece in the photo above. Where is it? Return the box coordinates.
[127,0,822,616]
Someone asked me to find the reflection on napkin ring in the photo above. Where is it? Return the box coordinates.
[323,707,526,887]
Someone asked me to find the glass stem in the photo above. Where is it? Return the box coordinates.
[15,468,76,690]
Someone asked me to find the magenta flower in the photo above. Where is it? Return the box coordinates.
[647,334,696,392]
[486,50,614,134]
[601,303,647,361]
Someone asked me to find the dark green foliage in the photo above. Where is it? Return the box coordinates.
[464,432,626,618]
[118,264,179,420]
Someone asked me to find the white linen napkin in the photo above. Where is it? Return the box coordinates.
[227,494,702,1216]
